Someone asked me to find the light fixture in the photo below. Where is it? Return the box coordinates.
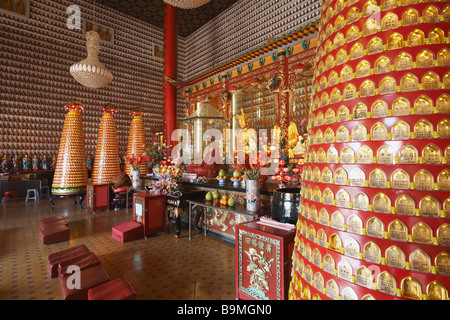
[70,0,112,89]
[163,0,211,9]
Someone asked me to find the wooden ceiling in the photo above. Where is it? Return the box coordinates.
[96,0,239,37]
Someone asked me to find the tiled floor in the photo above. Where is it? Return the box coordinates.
[0,196,236,300]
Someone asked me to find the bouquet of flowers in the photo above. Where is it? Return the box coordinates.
[147,174,182,196]
[125,153,149,171]
[144,142,169,169]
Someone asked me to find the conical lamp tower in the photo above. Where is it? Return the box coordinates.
[125,108,149,176]
[289,1,450,301]
[52,100,88,196]
[91,104,120,184]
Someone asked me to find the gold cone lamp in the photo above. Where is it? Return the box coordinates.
[51,100,88,195]
[125,108,149,176]
[70,0,112,89]
[288,1,450,301]
[91,105,120,184]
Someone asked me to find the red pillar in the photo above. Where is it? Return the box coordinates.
[163,3,177,148]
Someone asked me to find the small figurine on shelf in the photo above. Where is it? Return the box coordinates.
[22,154,31,171]
[86,156,93,170]
[13,154,21,171]
[41,155,49,170]
[32,154,39,170]
[1,154,10,171]
[51,154,57,170]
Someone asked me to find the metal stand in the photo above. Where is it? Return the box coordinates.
[50,193,85,210]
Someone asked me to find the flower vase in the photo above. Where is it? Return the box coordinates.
[131,170,141,189]
[246,180,260,211]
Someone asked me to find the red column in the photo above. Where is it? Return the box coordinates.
[163,3,177,148]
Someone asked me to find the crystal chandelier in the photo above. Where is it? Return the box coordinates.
[163,0,211,9]
[70,0,112,89]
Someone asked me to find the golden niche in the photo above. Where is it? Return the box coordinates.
[341,65,354,82]
[347,7,360,23]
[414,119,433,139]
[410,249,431,273]
[336,189,351,208]
[323,253,335,274]
[437,118,450,138]
[357,145,373,163]
[342,287,358,301]
[402,8,419,26]
[341,146,355,163]
[387,32,404,50]
[357,266,374,289]
[330,88,341,104]
[391,120,410,140]
[331,210,345,230]
[370,168,387,188]
[338,259,353,281]
[364,18,378,36]
[347,213,363,234]
[350,167,366,186]
[396,194,415,216]
[414,169,434,191]
[365,241,382,264]
[321,92,329,108]
[399,144,418,164]
[313,186,322,202]
[385,245,406,269]
[360,80,376,97]
[356,60,371,78]
[327,146,338,163]
[382,0,396,10]
[335,15,345,30]
[375,56,391,74]
[377,145,394,164]
[326,279,340,300]
[354,103,368,119]
[329,233,343,252]
[312,167,321,182]
[419,195,440,218]
[325,108,336,124]
[437,83,450,104]
[353,191,369,211]
[437,48,450,67]
[350,42,364,60]
[412,221,433,244]
[414,95,433,115]
[319,208,330,226]
[401,277,422,300]
[337,105,350,122]
[328,72,339,87]
[395,52,412,71]
[381,12,398,30]
[368,37,383,54]
[400,74,418,92]
[363,0,380,16]
[317,111,324,126]
[323,187,334,205]
[325,55,335,71]
[367,217,385,238]
[429,27,445,45]
[380,76,397,94]
[391,169,410,189]
[393,97,411,116]
[371,122,388,140]
[333,32,345,48]
[438,169,450,191]
[373,192,391,213]
[352,124,367,141]
[344,83,357,101]
[444,5,450,22]
[408,29,425,47]
[416,50,434,69]
[435,252,450,276]
[372,100,389,118]
[422,71,440,90]
[422,143,442,165]
[437,223,450,246]
[336,48,348,65]
[322,167,333,183]
[427,280,449,300]
[388,219,409,242]
[335,168,348,185]
[423,5,440,23]
[377,271,397,296]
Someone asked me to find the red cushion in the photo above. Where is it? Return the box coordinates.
[47,245,91,278]
[58,253,101,279]
[113,186,127,192]
[40,216,67,229]
[59,264,109,300]
[112,221,143,243]
[40,219,68,230]
[88,275,136,300]
[39,225,70,245]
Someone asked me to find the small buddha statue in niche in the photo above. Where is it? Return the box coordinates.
[234,108,257,156]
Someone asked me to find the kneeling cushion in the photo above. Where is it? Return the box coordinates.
[47,244,91,278]
[112,221,143,243]
[39,224,70,245]
[88,275,136,300]
[40,216,67,229]
[59,264,109,300]
[58,252,101,279]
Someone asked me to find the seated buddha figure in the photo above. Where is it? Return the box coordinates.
[234,108,257,160]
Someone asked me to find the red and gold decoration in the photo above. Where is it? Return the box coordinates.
[51,100,88,195]
[125,108,149,176]
[91,105,120,184]
[289,0,450,300]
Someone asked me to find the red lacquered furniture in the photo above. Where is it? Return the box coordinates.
[88,275,136,300]
[4,191,17,204]
[235,218,296,300]
[86,183,110,212]
[133,193,166,238]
